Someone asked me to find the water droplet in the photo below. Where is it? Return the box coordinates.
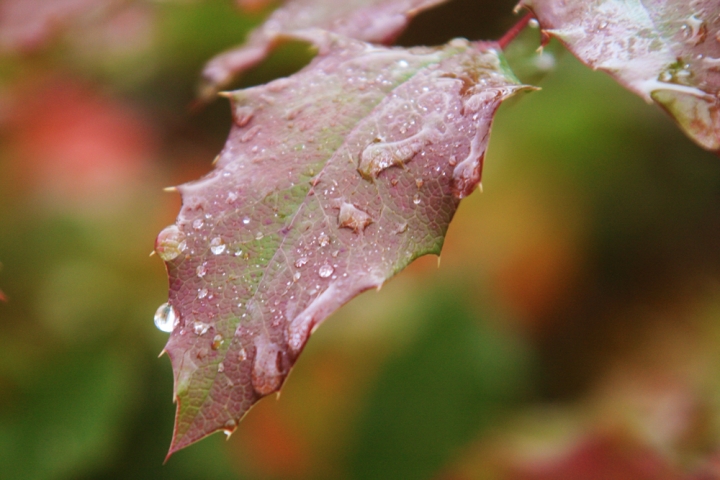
[193,322,210,335]
[397,59,409,68]
[318,233,330,247]
[222,419,237,437]
[318,264,334,278]
[210,237,226,255]
[234,249,243,257]
[238,348,247,362]
[293,271,301,282]
[396,222,408,234]
[529,18,539,28]
[416,178,424,188]
[331,250,340,258]
[233,106,254,127]
[255,231,264,240]
[358,135,428,179]
[337,202,372,233]
[156,225,186,262]
[192,219,204,230]
[217,362,225,373]
[243,217,251,225]
[212,334,224,350]
[413,194,421,205]
[681,15,706,45]
[196,263,208,278]
[227,192,238,203]
[154,303,177,333]
[197,288,208,299]
[295,257,308,268]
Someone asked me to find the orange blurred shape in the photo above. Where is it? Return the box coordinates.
[236,0,277,14]
[7,77,155,206]
[233,404,311,479]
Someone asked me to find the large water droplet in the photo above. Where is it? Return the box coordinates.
[318,264,334,278]
[154,303,178,332]
[338,202,372,233]
[210,237,226,255]
[156,225,186,262]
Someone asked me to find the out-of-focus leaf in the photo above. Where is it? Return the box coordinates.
[520,0,720,151]
[0,0,121,53]
[200,0,448,98]
[157,29,532,456]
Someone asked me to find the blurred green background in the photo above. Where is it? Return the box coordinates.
[1,0,720,479]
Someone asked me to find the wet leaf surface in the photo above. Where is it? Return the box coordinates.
[521,0,720,151]
[158,29,531,456]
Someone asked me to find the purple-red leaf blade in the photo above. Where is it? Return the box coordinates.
[521,0,720,151]
[159,30,532,457]
[200,0,448,98]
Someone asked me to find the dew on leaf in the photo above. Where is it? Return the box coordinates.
[222,419,237,438]
[295,257,308,268]
[293,271,301,282]
[238,348,247,362]
[413,193,421,205]
[196,264,208,278]
[193,322,210,336]
[338,202,372,233]
[156,225,186,262]
[210,237,226,255]
[197,288,208,299]
[212,334,224,350]
[154,303,177,333]
[242,217,251,225]
[217,362,225,373]
[255,232,264,240]
[318,264,334,278]
[192,219,204,230]
[318,233,330,247]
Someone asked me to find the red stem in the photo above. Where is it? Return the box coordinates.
[497,11,535,50]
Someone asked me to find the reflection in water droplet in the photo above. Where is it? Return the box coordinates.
[413,194,421,205]
[212,334,224,350]
[210,237,226,255]
[196,264,208,278]
[295,257,308,268]
[318,264,334,278]
[338,202,372,233]
[156,225,186,262]
[193,322,210,335]
[154,303,177,332]
[223,419,237,438]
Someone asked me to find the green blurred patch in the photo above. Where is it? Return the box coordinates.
[347,287,533,480]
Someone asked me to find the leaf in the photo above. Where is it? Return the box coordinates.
[157,29,532,457]
[200,0,449,98]
[520,0,720,151]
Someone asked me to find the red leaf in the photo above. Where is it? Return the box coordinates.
[521,0,720,151]
[157,30,532,456]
